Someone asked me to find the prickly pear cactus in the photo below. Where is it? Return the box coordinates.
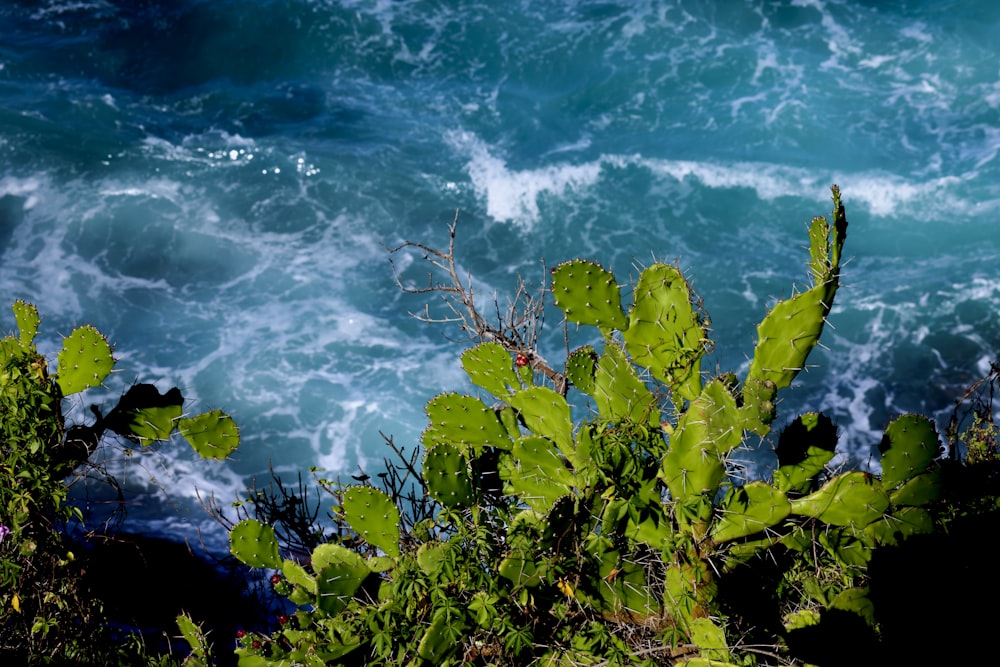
[56,324,115,395]
[342,486,401,558]
[229,518,281,569]
[12,300,39,348]
[421,392,512,451]
[622,262,707,401]
[424,443,475,506]
[565,345,598,394]
[878,413,940,491]
[179,410,240,459]
[551,259,628,332]
[790,471,889,528]
[462,341,521,397]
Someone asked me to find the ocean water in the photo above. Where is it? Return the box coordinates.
[2,0,999,550]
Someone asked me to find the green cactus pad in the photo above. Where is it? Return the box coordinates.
[461,342,521,397]
[740,378,777,437]
[889,469,941,507]
[314,545,371,614]
[424,443,475,506]
[56,324,115,395]
[104,384,184,444]
[622,263,706,402]
[879,413,940,490]
[746,284,829,391]
[551,259,627,331]
[422,392,513,451]
[711,481,792,543]
[281,559,317,596]
[12,300,39,348]
[179,410,240,460]
[565,345,598,394]
[342,486,401,558]
[229,519,281,569]
[773,412,838,494]
[661,380,740,500]
[864,506,934,546]
[689,617,731,663]
[500,435,576,512]
[623,501,674,551]
[508,386,574,457]
[593,342,660,425]
[790,471,889,528]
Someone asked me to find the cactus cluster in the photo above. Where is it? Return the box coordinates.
[216,187,969,666]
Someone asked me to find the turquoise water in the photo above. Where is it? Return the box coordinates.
[2,0,999,549]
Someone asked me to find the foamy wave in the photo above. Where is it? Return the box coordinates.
[448,132,982,226]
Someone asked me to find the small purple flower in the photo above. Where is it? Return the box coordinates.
[0,525,9,543]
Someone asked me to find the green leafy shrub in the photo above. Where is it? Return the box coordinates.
[0,301,240,665]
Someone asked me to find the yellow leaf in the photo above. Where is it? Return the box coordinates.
[12,594,20,612]
[556,579,575,599]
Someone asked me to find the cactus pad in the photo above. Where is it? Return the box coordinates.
[461,342,521,397]
[662,380,741,500]
[424,443,475,506]
[593,342,659,425]
[500,436,576,511]
[313,544,371,614]
[790,471,889,528]
[104,384,184,444]
[229,519,281,569]
[342,486,401,558]
[622,263,706,401]
[747,285,828,391]
[422,392,512,451]
[56,324,115,395]
[508,386,574,456]
[551,259,627,331]
[773,412,838,494]
[711,481,791,543]
[879,413,940,490]
[12,300,39,348]
[565,345,598,394]
[179,410,240,459]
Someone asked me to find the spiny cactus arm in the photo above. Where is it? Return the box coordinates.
[179,410,239,460]
[12,300,39,348]
[565,345,598,394]
[864,506,934,546]
[745,284,829,391]
[622,263,708,402]
[746,187,848,392]
[341,486,401,558]
[313,544,371,615]
[55,324,115,395]
[175,613,210,666]
[661,379,740,501]
[551,259,628,333]
[688,617,732,663]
